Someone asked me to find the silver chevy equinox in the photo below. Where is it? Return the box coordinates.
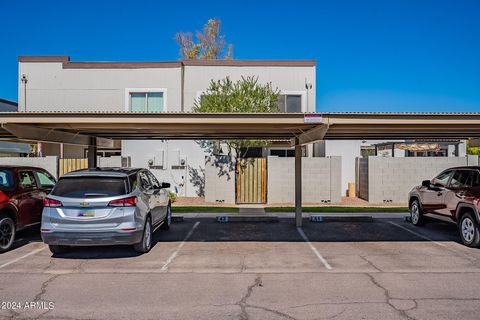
[41,168,172,254]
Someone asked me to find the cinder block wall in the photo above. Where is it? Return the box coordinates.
[0,156,130,180]
[0,156,58,178]
[267,156,342,204]
[204,156,236,204]
[98,156,123,168]
[365,157,470,204]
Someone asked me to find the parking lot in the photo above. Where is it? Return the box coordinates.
[1,214,480,320]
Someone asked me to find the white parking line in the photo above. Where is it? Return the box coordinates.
[161,221,200,271]
[388,221,447,247]
[0,246,47,269]
[297,227,332,270]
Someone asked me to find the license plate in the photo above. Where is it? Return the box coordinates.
[78,211,95,217]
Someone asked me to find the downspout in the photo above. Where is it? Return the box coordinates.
[180,62,185,112]
[21,74,28,112]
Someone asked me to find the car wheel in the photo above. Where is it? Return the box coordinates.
[459,213,480,248]
[160,203,172,230]
[48,245,68,255]
[134,217,152,253]
[410,199,425,226]
[0,214,15,253]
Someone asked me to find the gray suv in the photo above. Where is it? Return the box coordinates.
[41,168,172,254]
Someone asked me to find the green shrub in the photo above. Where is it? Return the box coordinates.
[169,191,177,204]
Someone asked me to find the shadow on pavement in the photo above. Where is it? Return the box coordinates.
[9,217,465,259]
[10,226,43,251]
[159,217,462,243]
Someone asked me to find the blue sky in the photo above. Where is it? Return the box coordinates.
[1,0,479,112]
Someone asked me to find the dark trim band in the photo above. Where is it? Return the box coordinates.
[19,56,316,68]
[18,56,70,63]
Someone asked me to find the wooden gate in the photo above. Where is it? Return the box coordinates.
[236,158,267,204]
[59,158,88,176]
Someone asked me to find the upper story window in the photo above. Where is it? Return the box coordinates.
[278,94,302,113]
[195,91,305,113]
[125,88,167,112]
[130,92,163,112]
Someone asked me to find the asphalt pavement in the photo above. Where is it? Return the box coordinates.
[1,214,480,320]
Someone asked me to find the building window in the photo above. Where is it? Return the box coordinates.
[125,88,167,112]
[239,147,263,158]
[278,94,302,113]
[84,149,122,158]
[361,146,376,158]
[269,147,306,157]
[130,92,164,112]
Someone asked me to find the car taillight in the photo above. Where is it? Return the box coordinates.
[44,197,63,208]
[108,196,137,207]
[0,191,9,203]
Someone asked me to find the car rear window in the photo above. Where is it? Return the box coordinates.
[51,177,127,198]
[0,169,13,189]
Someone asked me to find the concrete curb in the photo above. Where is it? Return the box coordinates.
[310,215,374,222]
[172,216,184,223]
[216,215,279,223]
[174,212,408,219]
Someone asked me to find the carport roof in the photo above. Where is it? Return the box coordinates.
[0,111,479,147]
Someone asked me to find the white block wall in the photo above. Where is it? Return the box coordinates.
[205,156,341,205]
[98,156,123,168]
[267,156,342,204]
[204,156,236,204]
[364,156,475,204]
[0,156,131,180]
[0,156,58,178]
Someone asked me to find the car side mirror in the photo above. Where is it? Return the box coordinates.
[422,180,431,188]
[160,182,171,189]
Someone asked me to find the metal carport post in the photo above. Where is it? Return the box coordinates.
[295,137,302,227]
[87,137,98,168]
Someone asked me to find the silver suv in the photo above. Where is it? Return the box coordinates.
[41,168,171,254]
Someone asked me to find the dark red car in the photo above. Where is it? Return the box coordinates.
[408,166,480,247]
[0,166,56,252]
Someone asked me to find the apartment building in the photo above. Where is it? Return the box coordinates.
[18,56,316,197]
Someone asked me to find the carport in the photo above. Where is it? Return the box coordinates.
[1,111,480,227]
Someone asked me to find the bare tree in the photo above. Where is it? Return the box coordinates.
[176,18,233,60]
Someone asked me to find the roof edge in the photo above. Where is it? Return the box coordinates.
[0,98,18,106]
[63,61,182,69]
[181,60,316,67]
[18,56,316,68]
[18,56,70,63]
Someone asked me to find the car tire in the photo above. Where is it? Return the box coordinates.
[410,199,425,226]
[0,214,16,253]
[48,245,68,255]
[134,217,152,253]
[459,212,480,248]
[160,203,172,231]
